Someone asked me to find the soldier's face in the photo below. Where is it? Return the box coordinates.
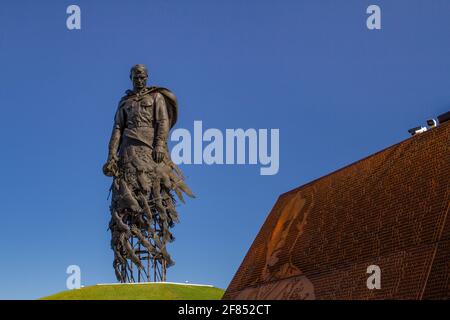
[132,72,147,90]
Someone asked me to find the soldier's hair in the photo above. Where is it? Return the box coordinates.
[130,64,149,79]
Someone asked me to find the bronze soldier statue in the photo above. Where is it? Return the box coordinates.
[103,64,194,282]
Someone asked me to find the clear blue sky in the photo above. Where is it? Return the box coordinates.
[0,0,449,299]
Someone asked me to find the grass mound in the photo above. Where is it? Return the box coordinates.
[41,283,224,300]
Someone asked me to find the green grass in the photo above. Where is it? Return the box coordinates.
[41,283,224,300]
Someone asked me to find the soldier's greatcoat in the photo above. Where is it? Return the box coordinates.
[105,86,193,282]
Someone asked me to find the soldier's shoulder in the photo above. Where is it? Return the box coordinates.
[117,90,134,107]
[148,87,173,101]
[153,91,165,101]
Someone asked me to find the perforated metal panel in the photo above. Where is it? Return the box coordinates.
[224,122,450,300]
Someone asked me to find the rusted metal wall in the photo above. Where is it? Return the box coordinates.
[223,122,449,300]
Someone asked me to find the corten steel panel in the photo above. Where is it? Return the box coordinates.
[223,121,450,300]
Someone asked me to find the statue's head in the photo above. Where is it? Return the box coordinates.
[130,64,148,91]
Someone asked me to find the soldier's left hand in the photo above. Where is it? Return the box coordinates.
[153,150,165,163]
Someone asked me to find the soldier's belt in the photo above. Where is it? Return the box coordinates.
[126,124,153,129]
